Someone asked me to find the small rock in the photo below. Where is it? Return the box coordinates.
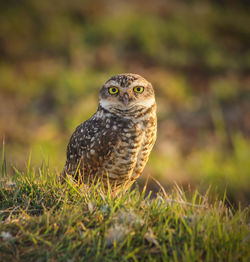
[0,231,13,241]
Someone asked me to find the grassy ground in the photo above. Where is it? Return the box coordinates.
[1,0,250,206]
[0,157,249,261]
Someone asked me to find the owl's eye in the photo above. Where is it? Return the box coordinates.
[133,86,144,93]
[109,87,119,94]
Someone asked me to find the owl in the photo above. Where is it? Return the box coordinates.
[62,73,157,192]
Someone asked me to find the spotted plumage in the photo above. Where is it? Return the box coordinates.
[62,73,157,192]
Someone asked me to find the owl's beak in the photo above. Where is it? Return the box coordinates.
[122,93,129,105]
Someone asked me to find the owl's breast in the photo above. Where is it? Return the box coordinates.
[103,113,157,185]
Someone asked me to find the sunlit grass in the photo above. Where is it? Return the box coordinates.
[0,155,249,261]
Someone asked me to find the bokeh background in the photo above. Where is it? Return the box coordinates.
[0,0,250,206]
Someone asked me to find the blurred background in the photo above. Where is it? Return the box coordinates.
[0,0,250,206]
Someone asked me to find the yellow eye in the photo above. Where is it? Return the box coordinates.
[109,87,119,94]
[133,86,144,93]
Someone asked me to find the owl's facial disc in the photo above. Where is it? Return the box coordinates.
[99,73,155,111]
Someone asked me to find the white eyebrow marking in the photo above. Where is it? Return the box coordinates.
[104,80,120,87]
[129,79,149,88]
[105,79,149,89]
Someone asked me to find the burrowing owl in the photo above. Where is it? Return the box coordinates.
[62,73,157,191]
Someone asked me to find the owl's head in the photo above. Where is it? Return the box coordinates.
[99,73,155,112]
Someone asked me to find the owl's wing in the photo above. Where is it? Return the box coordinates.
[63,117,121,179]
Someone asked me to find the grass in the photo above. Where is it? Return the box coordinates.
[0,155,249,262]
[1,0,250,206]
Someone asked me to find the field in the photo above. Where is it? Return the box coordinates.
[0,0,250,260]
